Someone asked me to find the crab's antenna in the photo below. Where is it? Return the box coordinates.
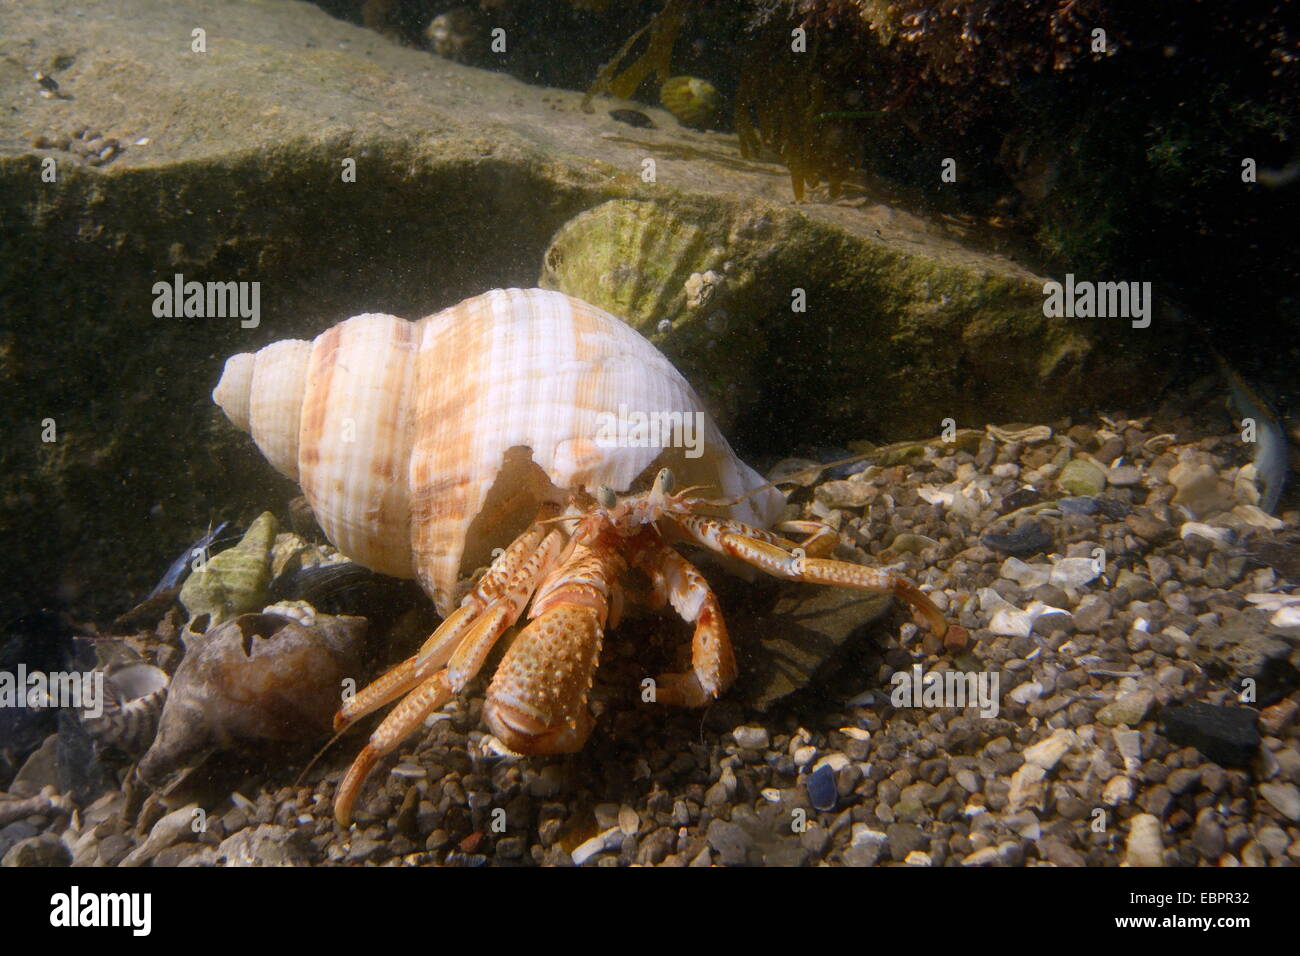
[294,726,351,789]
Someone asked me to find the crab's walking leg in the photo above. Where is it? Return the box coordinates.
[335,671,453,827]
[773,520,839,557]
[672,513,954,639]
[630,534,735,707]
[333,521,551,732]
[482,541,622,755]
[333,526,565,826]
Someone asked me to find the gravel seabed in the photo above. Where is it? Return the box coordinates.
[3,408,1298,868]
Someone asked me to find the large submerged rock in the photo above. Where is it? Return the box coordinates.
[0,0,1175,616]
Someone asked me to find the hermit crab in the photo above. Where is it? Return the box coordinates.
[213,288,960,825]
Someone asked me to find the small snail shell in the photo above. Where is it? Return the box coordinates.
[214,289,782,615]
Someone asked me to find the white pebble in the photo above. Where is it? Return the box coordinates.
[1124,814,1164,866]
[1103,774,1135,806]
[732,725,770,750]
[1023,728,1077,770]
[571,826,623,865]
[1049,557,1102,590]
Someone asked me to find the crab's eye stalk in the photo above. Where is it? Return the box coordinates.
[596,486,617,511]
[655,468,676,495]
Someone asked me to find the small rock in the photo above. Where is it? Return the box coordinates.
[1124,813,1164,866]
[1191,809,1225,860]
[885,823,927,862]
[1256,825,1290,859]
[705,819,752,866]
[1108,464,1142,487]
[1160,703,1260,768]
[961,845,1000,866]
[1072,594,1112,633]
[1059,458,1107,497]
[1007,764,1047,812]
[732,726,770,750]
[1023,728,1076,771]
[120,804,200,867]
[1103,774,1134,805]
[1,833,71,867]
[1258,782,1300,822]
[571,826,623,866]
[981,522,1051,557]
[1037,836,1085,867]
[1097,689,1155,727]
[1001,557,1050,589]
[215,824,305,866]
[1050,557,1102,590]
[1166,768,1200,795]
[1169,462,1233,518]
[805,764,838,812]
[1126,510,1174,544]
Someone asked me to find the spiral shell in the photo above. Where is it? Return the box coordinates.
[660,76,721,128]
[82,662,170,757]
[214,288,782,616]
[137,611,369,787]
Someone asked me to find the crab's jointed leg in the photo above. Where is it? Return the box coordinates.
[670,513,956,639]
[629,532,736,707]
[482,539,623,755]
[332,521,564,826]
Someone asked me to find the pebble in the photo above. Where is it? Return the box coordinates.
[1107,464,1142,486]
[1192,809,1226,860]
[1072,594,1111,632]
[1103,774,1134,805]
[1160,702,1260,768]
[733,726,770,750]
[1050,557,1102,590]
[1169,462,1233,518]
[571,826,624,866]
[982,522,1052,556]
[1258,699,1298,736]
[1,833,71,867]
[960,845,1000,866]
[120,804,199,867]
[1001,557,1050,589]
[705,819,752,866]
[1125,813,1164,866]
[806,764,838,812]
[886,823,927,862]
[1007,764,1047,812]
[1097,689,1155,727]
[1038,836,1085,867]
[1258,782,1300,822]
[1254,825,1288,859]
[1166,767,1200,795]
[1023,728,1076,771]
[1059,458,1107,496]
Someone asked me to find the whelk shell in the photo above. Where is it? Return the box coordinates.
[213,288,783,616]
